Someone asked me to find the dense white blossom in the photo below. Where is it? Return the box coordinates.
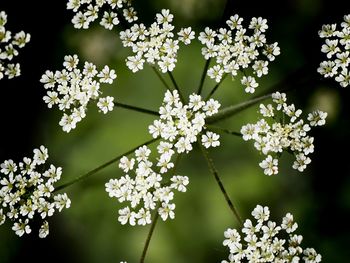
[67,0,137,30]
[40,54,117,132]
[0,146,71,237]
[318,14,350,87]
[198,14,280,93]
[0,11,30,80]
[105,145,189,226]
[221,205,322,263]
[149,90,221,154]
[241,92,327,175]
[120,9,195,73]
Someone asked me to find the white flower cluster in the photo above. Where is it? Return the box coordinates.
[318,14,350,87]
[105,145,189,226]
[149,90,221,153]
[120,9,195,73]
[199,14,280,93]
[0,11,30,80]
[221,205,322,263]
[0,146,71,238]
[40,54,117,133]
[241,92,327,175]
[67,0,138,30]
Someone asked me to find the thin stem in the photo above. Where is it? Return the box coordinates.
[140,211,159,263]
[54,138,158,192]
[151,66,172,91]
[206,64,313,124]
[115,101,159,116]
[205,73,228,101]
[197,59,211,95]
[168,72,185,102]
[206,93,272,124]
[207,125,242,137]
[199,143,243,225]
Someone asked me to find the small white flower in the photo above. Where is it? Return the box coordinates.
[221,205,321,262]
[97,96,115,114]
[12,219,31,237]
[98,65,117,84]
[39,221,49,238]
[307,110,327,126]
[178,27,195,45]
[241,76,259,93]
[158,202,175,221]
[201,132,220,148]
[259,155,278,176]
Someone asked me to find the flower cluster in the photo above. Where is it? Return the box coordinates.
[0,146,71,238]
[105,145,189,226]
[221,205,322,263]
[318,14,350,87]
[199,14,280,93]
[241,92,327,175]
[0,11,30,80]
[120,9,195,73]
[67,0,138,30]
[40,54,117,132]
[149,90,221,154]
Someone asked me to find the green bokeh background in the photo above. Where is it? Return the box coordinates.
[1,0,350,262]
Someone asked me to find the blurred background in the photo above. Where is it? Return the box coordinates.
[1,0,350,262]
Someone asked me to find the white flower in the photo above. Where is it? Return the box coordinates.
[67,0,137,29]
[201,131,220,148]
[97,96,115,114]
[199,14,279,91]
[0,146,70,238]
[98,65,117,84]
[12,219,31,237]
[178,27,195,45]
[120,10,193,73]
[221,205,321,263]
[158,202,175,221]
[241,76,259,93]
[281,213,298,233]
[259,155,278,176]
[318,15,350,87]
[41,55,117,132]
[292,153,311,172]
[0,11,30,80]
[39,221,49,238]
[242,92,326,175]
[307,110,328,126]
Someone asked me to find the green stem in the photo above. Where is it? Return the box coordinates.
[206,93,272,124]
[199,143,243,225]
[54,138,158,192]
[151,66,172,91]
[140,211,159,263]
[168,72,185,102]
[205,73,228,101]
[115,101,159,116]
[197,59,211,95]
[207,125,242,137]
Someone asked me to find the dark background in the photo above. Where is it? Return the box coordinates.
[1,0,350,262]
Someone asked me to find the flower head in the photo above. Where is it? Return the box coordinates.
[120,10,195,73]
[0,146,71,238]
[199,14,280,93]
[40,55,117,132]
[318,14,350,87]
[105,145,189,226]
[149,90,221,155]
[0,11,30,80]
[221,205,322,263]
[241,92,327,175]
[67,0,137,30]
